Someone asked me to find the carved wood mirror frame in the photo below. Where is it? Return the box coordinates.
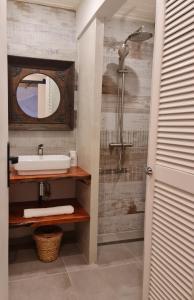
[8,56,74,130]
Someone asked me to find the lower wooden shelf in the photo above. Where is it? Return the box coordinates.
[9,198,90,227]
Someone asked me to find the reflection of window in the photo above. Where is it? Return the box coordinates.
[17,83,38,118]
[16,74,60,118]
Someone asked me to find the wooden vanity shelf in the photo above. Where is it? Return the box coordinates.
[9,198,90,227]
[10,166,91,183]
[9,167,91,227]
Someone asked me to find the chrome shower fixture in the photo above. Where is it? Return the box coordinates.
[118,43,129,71]
[118,26,153,71]
[124,26,153,44]
[113,26,153,172]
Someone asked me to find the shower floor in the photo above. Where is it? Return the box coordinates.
[9,241,143,300]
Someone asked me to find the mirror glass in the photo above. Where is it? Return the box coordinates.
[16,73,60,118]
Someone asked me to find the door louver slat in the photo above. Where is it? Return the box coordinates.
[160,78,194,91]
[149,169,194,298]
[165,1,194,22]
[165,9,193,33]
[161,72,194,86]
[166,0,192,13]
[151,257,192,298]
[152,236,193,271]
[152,244,193,278]
[163,30,193,51]
[157,143,194,155]
[158,113,194,120]
[164,18,193,40]
[152,250,192,287]
[161,60,194,76]
[152,227,193,263]
[157,137,194,147]
[159,99,194,108]
[150,264,192,299]
[161,66,194,81]
[159,106,194,114]
[163,39,193,58]
[159,93,194,103]
[150,274,184,300]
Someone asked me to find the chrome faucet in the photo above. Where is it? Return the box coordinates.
[38,144,44,156]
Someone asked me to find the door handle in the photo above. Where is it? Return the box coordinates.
[7,142,19,187]
[145,166,153,176]
[7,142,10,188]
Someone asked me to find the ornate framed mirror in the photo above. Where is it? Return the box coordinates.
[8,56,74,130]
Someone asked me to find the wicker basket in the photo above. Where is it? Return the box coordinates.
[33,226,63,263]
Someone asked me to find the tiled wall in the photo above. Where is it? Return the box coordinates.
[7,0,77,156]
[98,17,154,243]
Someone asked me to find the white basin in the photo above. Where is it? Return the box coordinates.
[14,155,71,175]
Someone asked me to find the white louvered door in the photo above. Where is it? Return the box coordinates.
[143,0,194,299]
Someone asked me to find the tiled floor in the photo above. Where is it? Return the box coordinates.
[9,241,144,300]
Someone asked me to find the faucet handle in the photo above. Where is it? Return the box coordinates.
[38,144,44,155]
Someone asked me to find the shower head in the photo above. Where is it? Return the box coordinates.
[117,26,153,71]
[124,26,153,43]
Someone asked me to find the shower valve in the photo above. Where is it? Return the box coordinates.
[109,143,133,148]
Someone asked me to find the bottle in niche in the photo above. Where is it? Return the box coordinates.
[69,150,77,167]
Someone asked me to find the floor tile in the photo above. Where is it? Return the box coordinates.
[97,242,140,266]
[100,262,143,289]
[9,241,144,300]
[62,254,88,271]
[9,248,65,280]
[60,243,81,257]
[9,250,17,264]
[126,241,144,267]
[69,267,109,296]
[114,286,142,300]
[126,241,144,258]
[9,273,74,300]
[69,262,142,300]
[75,289,118,300]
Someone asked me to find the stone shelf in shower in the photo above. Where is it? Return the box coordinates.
[10,166,91,183]
[9,198,90,227]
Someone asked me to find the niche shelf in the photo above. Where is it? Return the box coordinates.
[9,198,90,227]
[9,166,91,227]
[9,166,92,263]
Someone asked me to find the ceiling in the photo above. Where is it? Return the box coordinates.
[16,0,81,10]
[115,0,155,23]
[16,0,156,22]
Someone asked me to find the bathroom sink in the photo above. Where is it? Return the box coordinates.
[14,155,71,175]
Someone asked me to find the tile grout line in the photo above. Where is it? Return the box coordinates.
[9,270,70,283]
[66,258,143,273]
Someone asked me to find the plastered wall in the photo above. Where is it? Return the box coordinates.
[7,0,77,156]
[7,0,77,239]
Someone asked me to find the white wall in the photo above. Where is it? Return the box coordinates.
[76,0,128,262]
[77,17,104,262]
[7,0,77,156]
[76,0,126,38]
[8,0,76,61]
[0,0,9,298]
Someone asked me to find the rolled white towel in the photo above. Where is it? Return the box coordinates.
[23,205,74,218]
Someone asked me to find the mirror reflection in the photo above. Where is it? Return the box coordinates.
[16,73,60,118]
